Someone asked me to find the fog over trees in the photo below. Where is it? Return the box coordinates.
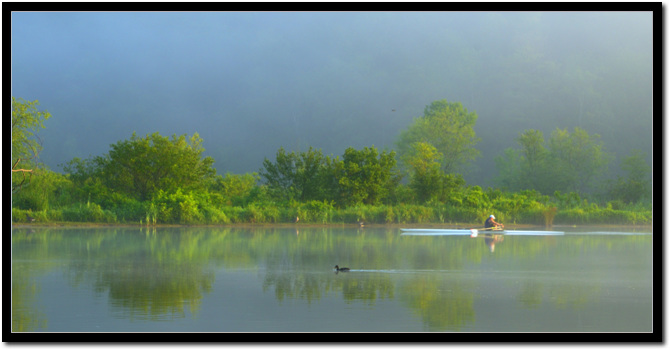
[11,10,654,187]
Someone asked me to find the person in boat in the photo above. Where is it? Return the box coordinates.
[484,215,503,231]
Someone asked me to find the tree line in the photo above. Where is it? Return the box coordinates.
[12,97,652,225]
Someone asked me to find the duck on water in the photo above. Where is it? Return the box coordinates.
[334,265,350,272]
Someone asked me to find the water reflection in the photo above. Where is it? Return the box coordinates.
[517,280,543,308]
[12,272,48,332]
[400,275,475,331]
[482,234,504,253]
[11,226,653,332]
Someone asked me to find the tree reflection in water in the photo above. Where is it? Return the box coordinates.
[11,226,652,332]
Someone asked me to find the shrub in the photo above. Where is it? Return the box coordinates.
[151,189,203,224]
[60,203,116,223]
[104,194,145,223]
[46,209,62,222]
[200,206,230,224]
[304,200,335,224]
[222,206,245,223]
[12,208,30,223]
[243,204,265,223]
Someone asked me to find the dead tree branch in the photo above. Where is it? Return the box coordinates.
[12,158,34,192]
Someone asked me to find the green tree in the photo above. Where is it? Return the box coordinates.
[547,127,611,193]
[397,99,480,174]
[330,146,399,207]
[608,149,652,203]
[517,129,547,181]
[495,127,611,195]
[259,147,297,202]
[12,97,52,192]
[213,172,260,206]
[259,147,327,202]
[404,142,463,203]
[294,147,328,202]
[514,129,552,193]
[406,142,443,203]
[494,148,522,191]
[61,157,111,204]
[11,168,74,211]
[70,132,216,202]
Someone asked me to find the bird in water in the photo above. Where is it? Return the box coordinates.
[294,216,299,223]
[334,265,350,272]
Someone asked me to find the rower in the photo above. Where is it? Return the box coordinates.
[484,215,503,231]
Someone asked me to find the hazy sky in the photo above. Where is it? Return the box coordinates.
[11,10,655,185]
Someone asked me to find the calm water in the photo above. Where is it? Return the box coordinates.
[11,225,654,333]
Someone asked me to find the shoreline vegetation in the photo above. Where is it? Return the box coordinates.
[11,222,652,230]
[12,99,652,229]
[12,199,652,228]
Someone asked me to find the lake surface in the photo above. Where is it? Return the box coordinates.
[11,225,654,333]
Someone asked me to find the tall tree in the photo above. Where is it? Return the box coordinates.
[493,148,523,191]
[12,97,52,192]
[608,149,652,203]
[330,146,399,206]
[213,172,260,206]
[259,147,298,202]
[405,142,443,203]
[396,99,480,175]
[547,127,611,193]
[79,132,216,201]
[496,128,611,194]
[516,129,549,191]
[259,146,327,202]
[495,127,611,195]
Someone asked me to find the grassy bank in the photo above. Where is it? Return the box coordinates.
[12,201,652,227]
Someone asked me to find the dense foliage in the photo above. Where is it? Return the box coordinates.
[396,99,480,175]
[11,97,52,192]
[495,127,613,194]
[64,132,215,202]
[11,98,652,226]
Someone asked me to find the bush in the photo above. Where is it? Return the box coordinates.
[304,200,335,224]
[553,207,637,225]
[12,208,33,223]
[391,204,435,223]
[60,203,116,223]
[104,193,145,223]
[46,209,62,222]
[151,189,203,224]
[200,205,230,224]
[221,206,246,223]
[243,204,265,223]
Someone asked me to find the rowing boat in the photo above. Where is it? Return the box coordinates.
[400,228,564,236]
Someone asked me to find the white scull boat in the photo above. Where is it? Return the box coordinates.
[400,228,564,236]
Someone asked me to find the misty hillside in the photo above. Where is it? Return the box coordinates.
[11,10,654,186]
